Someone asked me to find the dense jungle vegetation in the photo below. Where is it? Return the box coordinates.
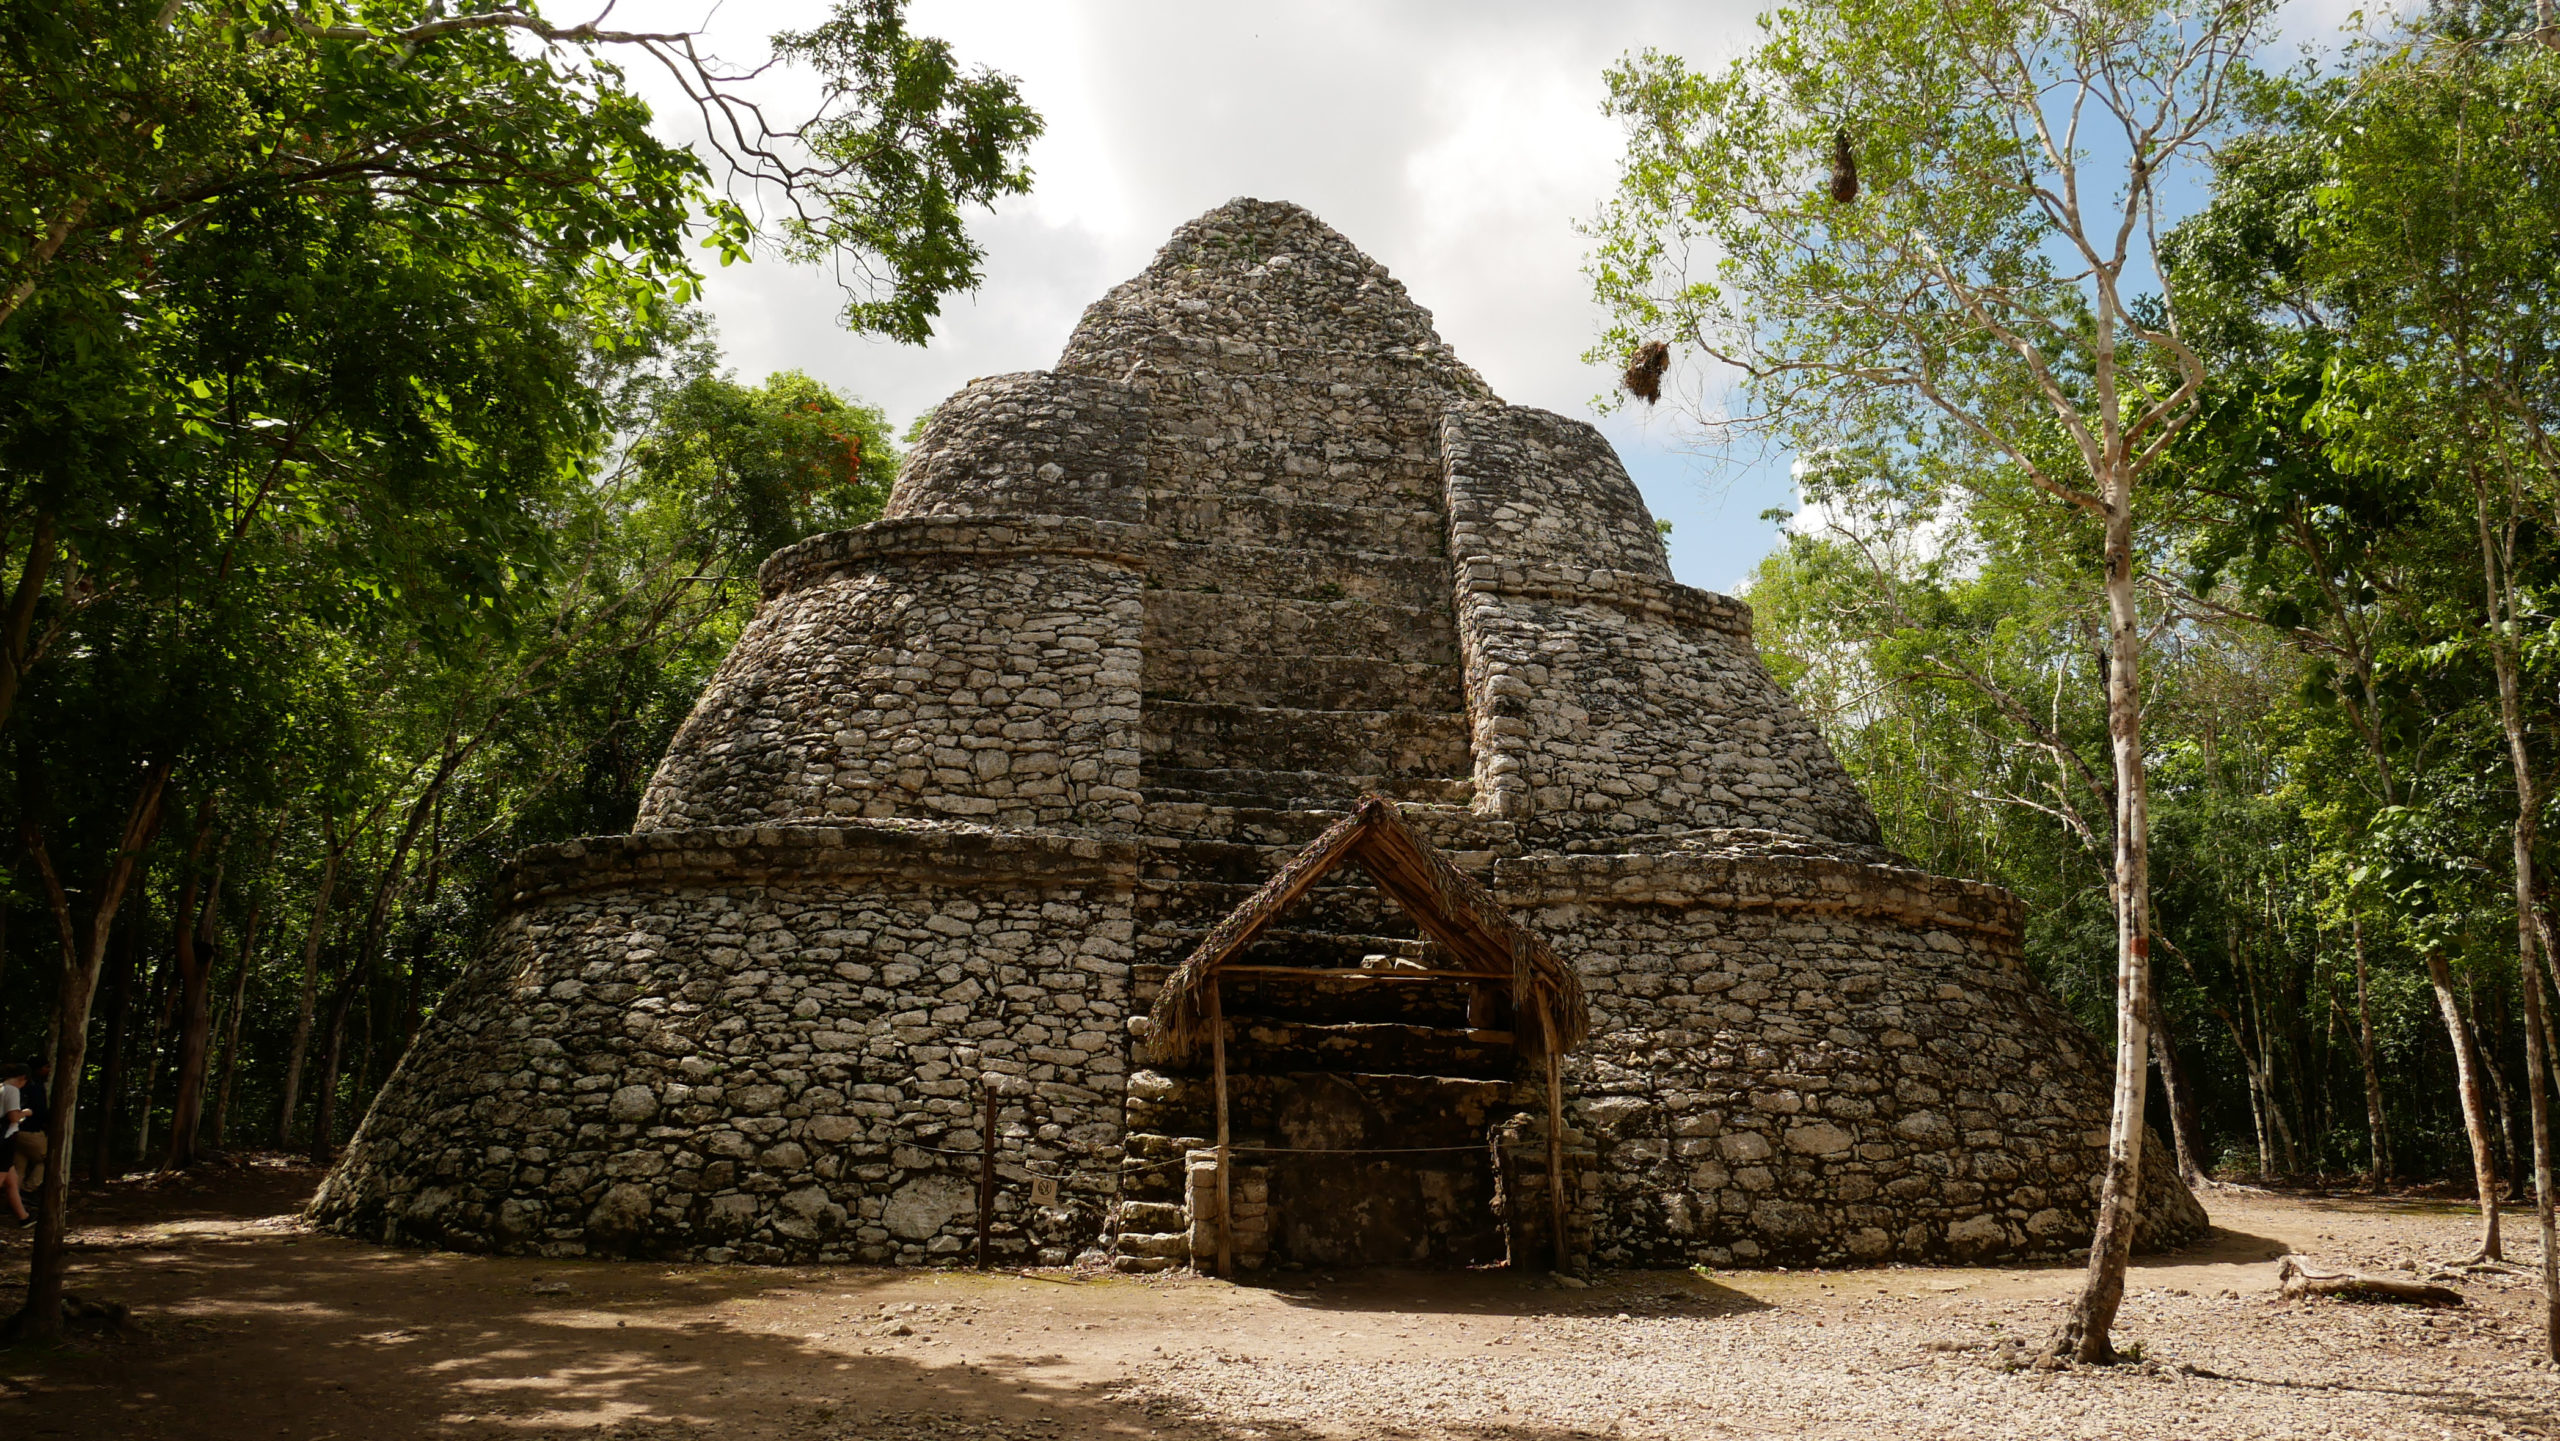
[1589,0,2560,1357]
[0,0,1036,1335]
[3,0,2558,1369]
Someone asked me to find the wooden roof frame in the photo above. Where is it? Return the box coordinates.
[1143,796,1586,1065]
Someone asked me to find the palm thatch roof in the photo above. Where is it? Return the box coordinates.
[1144,796,1585,1064]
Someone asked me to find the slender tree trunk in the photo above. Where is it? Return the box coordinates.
[308,971,360,1163]
[2148,988,2204,1189]
[207,899,260,1151]
[2350,920,2392,1184]
[276,818,339,1147]
[2480,988,2523,1193]
[2049,498,2151,1368]
[10,765,170,1340]
[164,843,224,1170]
[133,891,189,1163]
[2246,1068,2273,1180]
[2513,876,2558,1361]
[85,899,140,1185]
[2476,473,2559,1362]
[2430,951,2504,1260]
[309,754,459,1162]
[2238,941,2303,1175]
[0,514,57,736]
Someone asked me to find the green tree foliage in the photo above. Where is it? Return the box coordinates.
[1590,0,2276,1362]
[1716,1,2560,1362]
[0,0,1017,1339]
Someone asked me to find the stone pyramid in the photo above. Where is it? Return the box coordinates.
[313,199,2207,1270]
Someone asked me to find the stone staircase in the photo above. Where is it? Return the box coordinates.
[1108,414,1523,1273]
[1109,802,1532,1273]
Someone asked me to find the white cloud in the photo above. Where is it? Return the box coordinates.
[605,0,2370,593]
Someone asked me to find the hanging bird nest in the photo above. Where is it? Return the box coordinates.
[1621,340,1669,404]
[1830,128,1859,204]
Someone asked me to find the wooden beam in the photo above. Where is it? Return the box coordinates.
[978,1079,996,1272]
[1217,966,1511,983]
[1210,979,1233,1279]
[1536,991,1568,1275]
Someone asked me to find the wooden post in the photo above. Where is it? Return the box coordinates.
[977,1077,997,1271]
[1536,990,1568,1273]
[1210,978,1234,1278]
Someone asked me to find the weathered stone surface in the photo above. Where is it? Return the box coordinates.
[313,197,2206,1271]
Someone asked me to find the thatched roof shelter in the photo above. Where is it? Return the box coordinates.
[1144,796,1585,1064]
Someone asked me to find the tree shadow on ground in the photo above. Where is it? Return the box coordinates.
[1237,1265,1770,1322]
[0,1216,1643,1441]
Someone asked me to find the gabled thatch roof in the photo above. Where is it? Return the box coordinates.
[1143,796,1585,1064]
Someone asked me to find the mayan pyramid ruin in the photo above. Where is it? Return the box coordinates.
[312,198,2207,1272]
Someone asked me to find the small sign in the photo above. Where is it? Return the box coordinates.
[1030,1175,1061,1207]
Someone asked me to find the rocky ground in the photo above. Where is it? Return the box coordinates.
[0,1158,2553,1439]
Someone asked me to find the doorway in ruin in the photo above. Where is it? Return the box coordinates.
[1129,798,1584,1274]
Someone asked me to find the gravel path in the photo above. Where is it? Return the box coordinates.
[8,1169,2556,1440]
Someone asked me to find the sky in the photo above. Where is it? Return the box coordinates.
[614,0,2371,594]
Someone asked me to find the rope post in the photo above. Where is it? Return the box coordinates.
[1210,979,1234,1278]
[977,1077,997,1271]
[1536,990,1568,1274]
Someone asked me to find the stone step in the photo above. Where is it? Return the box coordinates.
[1124,1070,1523,1145]
[1086,336,1467,407]
[1120,1134,1205,1203]
[1142,770,1474,813]
[1143,650,1462,715]
[1115,1229,1192,1260]
[1132,932,1436,1000]
[1133,964,1483,1028]
[1141,702,1473,780]
[1148,540,1453,611]
[1134,878,1419,936]
[1132,825,1506,889]
[1110,1252,1183,1274]
[1143,591,1459,666]
[1118,1200,1188,1231]
[1137,799,1497,845]
[1215,1020,1519,1080]
[1144,491,1447,555]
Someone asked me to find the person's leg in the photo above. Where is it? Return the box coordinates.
[2,1165,26,1223]
[15,1131,45,1193]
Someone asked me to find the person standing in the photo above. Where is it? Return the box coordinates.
[0,1062,28,1226]
[14,1059,50,1197]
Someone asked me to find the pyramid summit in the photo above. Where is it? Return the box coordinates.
[315,198,2205,1271]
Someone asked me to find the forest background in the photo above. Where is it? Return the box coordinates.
[2,0,2557,1358]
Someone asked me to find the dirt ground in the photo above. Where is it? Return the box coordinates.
[0,1159,2554,1440]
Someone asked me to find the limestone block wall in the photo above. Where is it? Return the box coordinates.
[1496,845,2209,1267]
[1054,199,1493,407]
[883,371,1147,525]
[310,824,1140,1264]
[1441,404,1881,846]
[636,517,1145,832]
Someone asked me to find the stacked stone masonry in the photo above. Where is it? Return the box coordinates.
[315,199,2207,1270]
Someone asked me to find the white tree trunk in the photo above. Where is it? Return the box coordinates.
[2049,493,2151,1366]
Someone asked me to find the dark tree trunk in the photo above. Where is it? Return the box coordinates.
[206,899,260,1151]
[2431,951,2503,1260]
[85,903,140,1185]
[307,969,360,1164]
[11,766,170,1341]
[163,845,223,1169]
[2148,988,2205,1188]
[2351,919,2391,1183]
[276,816,340,1147]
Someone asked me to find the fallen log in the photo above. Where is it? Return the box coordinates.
[2278,1256,2465,1307]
